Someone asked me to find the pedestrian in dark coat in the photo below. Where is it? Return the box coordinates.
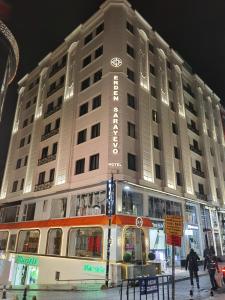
[204,253,219,290]
[185,249,200,289]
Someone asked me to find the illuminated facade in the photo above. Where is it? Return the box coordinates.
[0,20,19,121]
[0,0,225,287]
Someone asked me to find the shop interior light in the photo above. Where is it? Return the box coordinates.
[124,185,130,191]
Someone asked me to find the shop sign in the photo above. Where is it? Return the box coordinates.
[152,221,164,229]
[15,255,39,266]
[139,276,159,295]
[165,215,183,237]
[136,217,143,228]
[83,264,105,274]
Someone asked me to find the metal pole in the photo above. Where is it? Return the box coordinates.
[105,215,112,287]
[171,245,175,300]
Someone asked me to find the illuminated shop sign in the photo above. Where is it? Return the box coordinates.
[112,74,119,155]
[83,264,105,274]
[15,255,39,266]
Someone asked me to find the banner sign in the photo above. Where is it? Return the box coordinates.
[139,277,159,295]
[165,215,183,236]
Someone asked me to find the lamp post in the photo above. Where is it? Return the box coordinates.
[105,174,115,288]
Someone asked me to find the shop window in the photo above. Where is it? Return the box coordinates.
[8,234,17,251]
[46,228,62,256]
[148,196,182,219]
[124,228,145,263]
[185,204,198,224]
[70,191,106,217]
[0,231,9,250]
[122,190,143,216]
[17,230,39,253]
[67,227,103,258]
[22,203,36,221]
[50,198,67,219]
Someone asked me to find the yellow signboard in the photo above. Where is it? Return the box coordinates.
[165,215,183,236]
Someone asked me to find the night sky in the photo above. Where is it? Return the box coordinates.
[0,0,225,184]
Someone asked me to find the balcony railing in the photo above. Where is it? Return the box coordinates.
[44,104,62,119]
[195,191,207,201]
[38,154,56,166]
[47,83,64,98]
[34,181,54,192]
[41,128,59,141]
[192,167,205,178]
[187,123,200,135]
[190,144,202,156]
[49,61,66,78]
[185,104,197,116]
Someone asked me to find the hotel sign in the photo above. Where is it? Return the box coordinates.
[112,74,120,155]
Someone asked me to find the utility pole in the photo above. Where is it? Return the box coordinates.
[105,174,115,288]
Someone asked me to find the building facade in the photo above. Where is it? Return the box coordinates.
[0,20,19,121]
[0,0,225,287]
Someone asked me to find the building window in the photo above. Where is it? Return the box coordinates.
[95,45,103,59]
[41,147,48,159]
[22,119,28,128]
[84,32,93,45]
[128,153,136,171]
[20,179,24,190]
[46,229,62,256]
[79,102,88,116]
[150,64,155,76]
[44,123,51,135]
[30,114,34,123]
[128,122,136,138]
[16,159,22,169]
[17,230,39,253]
[93,69,102,83]
[176,172,182,186]
[8,234,17,252]
[75,158,85,175]
[127,68,135,82]
[153,136,160,150]
[38,172,45,185]
[0,231,9,251]
[50,198,67,219]
[12,181,18,192]
[55,118,60,129]
[127,44,135,58]
[81,77,90,91]
[193,139,199,149]
[24,155,28,166]
[151,86,157,98]
[96,23,104,35]
[25,101,31,109]
[22,203,36,221]
[170,101,175,112]
[213,167,217,177]
[155,164,161,179]
[49,168,55,182]
[91,123,101,139]
[167,61,171,69]
[67,227,103,258]
[92,95,101,110]
[27,134,31,144]
[216,188,221,199]
[152,110,159,123]
[19,138,25,148]
[149,43,154,53]
[172,123,178,134]
[52,142,58,155]
[89,154,99,171]
[122,190,143,216]
[82,54,91,68]
[196,160,201,171]
[127,93,136,109]
[168,81,173,90]
[126,21,134,34]
[174,147,180,159]
[198,183,204,195]
[77,129,87,144]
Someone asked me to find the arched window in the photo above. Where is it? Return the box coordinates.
[17,230,39,253]
[46,228,62,255]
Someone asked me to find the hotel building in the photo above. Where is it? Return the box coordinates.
[0,0,225,287]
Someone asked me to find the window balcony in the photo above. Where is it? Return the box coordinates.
[185,104,197,116]
[44,104,62,119]
[47,83,64,98]
[195,191,207,202]
[187,123,200,135]
[38,154,56,166]
[34,181,54,192]
[41,128,59,141]
[190,144,202,156]
[192,167,205,178]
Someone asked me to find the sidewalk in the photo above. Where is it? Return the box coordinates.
[164,266,208,281]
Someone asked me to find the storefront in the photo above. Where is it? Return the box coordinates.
[218,211,225,254]
[12,255,39,286]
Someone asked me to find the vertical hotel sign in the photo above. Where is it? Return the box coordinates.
[110,57,122,159]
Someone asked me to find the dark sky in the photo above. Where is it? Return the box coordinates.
[0,0,225,183]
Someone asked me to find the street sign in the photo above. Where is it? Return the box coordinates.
[166,234,182,247]
[165,215,183,236]
[139,277,159,296]
[136,216,143,228]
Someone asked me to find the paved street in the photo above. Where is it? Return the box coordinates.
[1,275,225,300]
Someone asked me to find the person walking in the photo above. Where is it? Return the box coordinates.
[185,248,200,289]
[204,253,220,290]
